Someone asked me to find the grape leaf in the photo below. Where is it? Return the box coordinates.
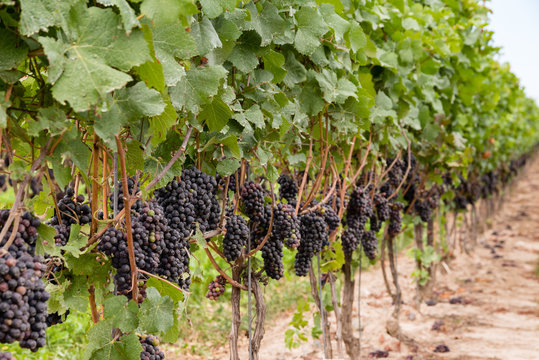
[138,287,175,334]
[152,23,199,86]
[103,295,139,332]
[97,0,139,34]
[19,0,82,36]
[40,7,151,111]
[190,17,223,56]
[199,97,232,132]
[85,320,142,360]
[169,65,227,114]
[140,0,198,25]
[0,29,28,71]
[294,6,328,55]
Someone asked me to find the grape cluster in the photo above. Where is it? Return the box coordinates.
[110,177,143,213]
[240,181,267,224]
[259,234,284,280]
[156,228,190,291]
[222,215,249,262]
[341,226,362,256]
[341,186,373,255]
[217,172,237,193]
[206,275,227,300]
[386,158,404,188]
[153,168,221,289]
[0,253,49,352]
[0,352,14,360]
[139,335,165,360]
[320,205,339,232]
[388,202,404,237]
[361,230,378,260]
[271,203,301,249]
[480,171,498,198]
[277,174,298,205]
[0,210,40,257]
[294,212,327,276]
[49,188,91,227]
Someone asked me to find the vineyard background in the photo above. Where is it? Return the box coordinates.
[0,0,538,360]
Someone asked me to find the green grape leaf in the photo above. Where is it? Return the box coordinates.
[146,277,184,304]
[103,295,139,332]
[191,17,223,56]
[41,7,151,111]
[19,0,81,36]
[319,4,350,42]
[36,223,60,257]
[0,29,28,71]
[61,224,87,258]
[149,97,177,144]
[169,65,227,114]
[64,275,90,312]
[140,0,198,25]
[200,0,235,19]
[283,52,307,87]
[138,287,175,334]
[98,82,165,147]
[262,50,287,84]
[294,6,328,55]
[247,1,288,47]
[199,97,232,132]
[126,141,145,175]
[0,94,10,129]
[27,106,70,137]
[347,22,367,53]
[85,320,142,360]
[97,0,140,34]
[217,158,241,177]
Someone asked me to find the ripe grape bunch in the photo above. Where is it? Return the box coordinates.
[222,215,249,262]
[206,275,227,300]
[294,212,327,276]
[154,167,221,290]
[50,187,91,227]
[0,352,14,360]
[341,186,373,256]
[110,177,143,213]
[0,253,49,352]
[271,203,301,250]
[139,335,165,360]
[277,174,298,206]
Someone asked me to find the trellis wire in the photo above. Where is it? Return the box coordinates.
[317,253,328,359]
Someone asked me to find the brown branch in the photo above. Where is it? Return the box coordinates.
[115,135,139,301]
[102,149,109,220]
[44,170,62,226]
[137,269,191,294]
[337,137,356,219]
[351,131,373,185]
[89,285,99,324]
[0,139,51,245]
[248,178,275,256]
[295,135,314,216]
[203,247,247,290]
[1,211,21,252]
[387,132,412,201]
[90,137,100,236]
[144,126,193,192]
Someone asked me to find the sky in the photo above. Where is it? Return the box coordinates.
[487,0,539,103]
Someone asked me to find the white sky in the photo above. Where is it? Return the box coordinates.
[487,0,539,102]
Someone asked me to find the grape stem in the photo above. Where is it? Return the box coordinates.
[144,125,193,192]
[137,269,191,294]
[114,135,139,302]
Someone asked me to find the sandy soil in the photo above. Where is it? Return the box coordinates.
[168,158,539,360]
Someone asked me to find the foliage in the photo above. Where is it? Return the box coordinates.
[0,0,538,358]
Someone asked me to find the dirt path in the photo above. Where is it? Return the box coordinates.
[171,158,539,360]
